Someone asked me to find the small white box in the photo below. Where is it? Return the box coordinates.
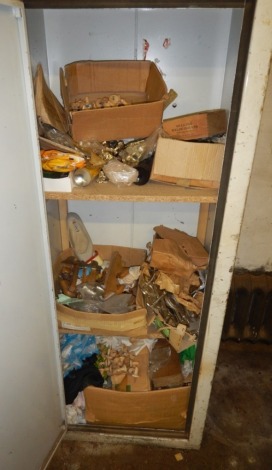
[43,173,74,192]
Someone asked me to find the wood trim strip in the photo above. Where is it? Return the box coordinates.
[23,0,246,9]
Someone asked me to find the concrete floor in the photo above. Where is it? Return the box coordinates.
[48,341,272,469]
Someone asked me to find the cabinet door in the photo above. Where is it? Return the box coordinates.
[0,2,66,469]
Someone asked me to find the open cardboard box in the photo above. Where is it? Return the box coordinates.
[60,60,168,142]
[162,108,227,141]
[151,136,225,189]
[84,337,190,429]
[84,383,190,430]
[55,245,148,336]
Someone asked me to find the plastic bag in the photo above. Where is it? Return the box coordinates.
[103,159,138,186]
[60,334,98,377]
[179,344,196,379]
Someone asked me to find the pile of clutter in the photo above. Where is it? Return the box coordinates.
[56,213,207,352]
[139,225,208,353]
[35,62,227,190]
[55,213,207,424]
[61,334,156,424]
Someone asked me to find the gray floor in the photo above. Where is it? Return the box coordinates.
[48,341,272,469]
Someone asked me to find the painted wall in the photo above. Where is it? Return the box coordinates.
[235,63,272,271]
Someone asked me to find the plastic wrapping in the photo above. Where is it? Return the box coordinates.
[66,392,86,424]
[103,159,138,186]
[60,333,98,377]
[180,344,196,379]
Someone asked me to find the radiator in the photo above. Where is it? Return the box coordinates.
[222,271,272,343]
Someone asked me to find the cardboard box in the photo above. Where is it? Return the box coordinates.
[55,246,148,336]
[162,109,227,141]
[84,384,191,429]
[60,60,167,142]
[151,136,225,188]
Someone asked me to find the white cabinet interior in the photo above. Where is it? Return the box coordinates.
[26,7,242,253]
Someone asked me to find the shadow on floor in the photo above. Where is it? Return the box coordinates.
[47,341,272,470]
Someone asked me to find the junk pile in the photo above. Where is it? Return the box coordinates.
[35,56,218,428]
[55,214,207,354]
[54,213,208,425]
[34,62,227,192]
[139,225,208,354]
[60,332,193,426]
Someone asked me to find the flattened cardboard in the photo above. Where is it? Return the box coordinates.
[153,225,209,268]
[84,385,190,429]
[57,303,147,335]
[34,64,68,133]
[60,60,167,142]
[104,251,124,297]
[150,238,197,278]
[162,109,227,140]
[151,136,225,188]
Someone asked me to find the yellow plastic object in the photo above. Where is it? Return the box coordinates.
[41,150,85,172]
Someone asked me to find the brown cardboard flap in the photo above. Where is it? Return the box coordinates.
[57,303,147,334]
[84,385,191,429]
[70,101,164,142]
[150,238,197,278]
[104,251,124,297]
[34,64,69,133]
[153,225,208,268]
[163,109,227,140]
[63,60,166,101]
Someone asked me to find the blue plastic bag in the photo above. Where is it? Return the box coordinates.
[60,334,98,377]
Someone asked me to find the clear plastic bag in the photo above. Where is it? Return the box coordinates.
[103,159,138,186]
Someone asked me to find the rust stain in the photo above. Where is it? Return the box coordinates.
[143,39,150,60]
[163,38,171,49]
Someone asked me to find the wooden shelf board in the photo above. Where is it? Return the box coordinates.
[45,181,218,203]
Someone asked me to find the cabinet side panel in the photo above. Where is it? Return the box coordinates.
[25,8,48,77]
[0,4,65,469]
